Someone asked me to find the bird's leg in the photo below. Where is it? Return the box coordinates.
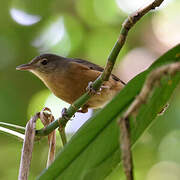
[61,108,69,120]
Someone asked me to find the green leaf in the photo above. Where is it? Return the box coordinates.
[0,126,25,140]
[38,44,180,180]
[0,122,25,134]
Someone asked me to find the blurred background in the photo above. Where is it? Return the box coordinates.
[0,0,180,179]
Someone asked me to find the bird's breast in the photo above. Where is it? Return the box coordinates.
[32,68,124,109]
[42,71,92,104]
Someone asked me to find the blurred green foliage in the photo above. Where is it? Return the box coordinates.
[0,0,179,179]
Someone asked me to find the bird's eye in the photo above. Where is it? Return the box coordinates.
[41,59,48,65]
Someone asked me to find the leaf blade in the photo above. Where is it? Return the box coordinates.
[38,44,180,180]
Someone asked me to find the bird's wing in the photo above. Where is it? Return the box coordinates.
[71,58,104,72]
[70,58,126,85]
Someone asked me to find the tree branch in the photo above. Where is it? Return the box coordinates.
[35,0,164,137]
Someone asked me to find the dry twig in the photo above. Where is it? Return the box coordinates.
[18,114,39,180]
[39,108,56,167]
[18,108,57,180]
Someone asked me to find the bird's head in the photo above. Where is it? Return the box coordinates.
[16,54,65,74]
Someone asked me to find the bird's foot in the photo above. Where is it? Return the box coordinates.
[86,81,96,95]
[61,108,69,120]
[86,82,109,95]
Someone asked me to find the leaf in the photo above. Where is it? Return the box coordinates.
[0,127,25,140]
[0,122,25,140]
[38,44,180,180]
[0,122,25,134]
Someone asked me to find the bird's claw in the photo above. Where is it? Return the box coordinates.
[86,82,110,95]
[61,108,69,120]
[86,81,96,95]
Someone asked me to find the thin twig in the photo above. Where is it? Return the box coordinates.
[35,0,164,137]
[47,130,56,166]
[101,0,164,81]
[118,62,180,180]
[39,108,56,167]
[18,114,39,180]
[119,117,133,180]
[58,126,67,146]
[122,62,180,120]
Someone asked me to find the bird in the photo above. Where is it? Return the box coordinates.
[16,54,125,113]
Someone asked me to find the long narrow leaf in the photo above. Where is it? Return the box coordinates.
[38,44,180,180]
[0,127,25,140]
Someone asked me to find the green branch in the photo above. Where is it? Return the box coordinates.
[36,0,164,137]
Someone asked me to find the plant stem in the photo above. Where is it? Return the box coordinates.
[35,0,164,137]
[58,127,67,146]
[119,117,134,180]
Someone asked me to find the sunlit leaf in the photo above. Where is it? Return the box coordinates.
[0,127,24,140]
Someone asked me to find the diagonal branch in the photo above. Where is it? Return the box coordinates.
[35,0,164,137]
[122,62,180,120]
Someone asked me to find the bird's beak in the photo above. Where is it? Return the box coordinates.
[16,63,33,71]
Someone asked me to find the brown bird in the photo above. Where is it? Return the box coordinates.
[16,54,125,113]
